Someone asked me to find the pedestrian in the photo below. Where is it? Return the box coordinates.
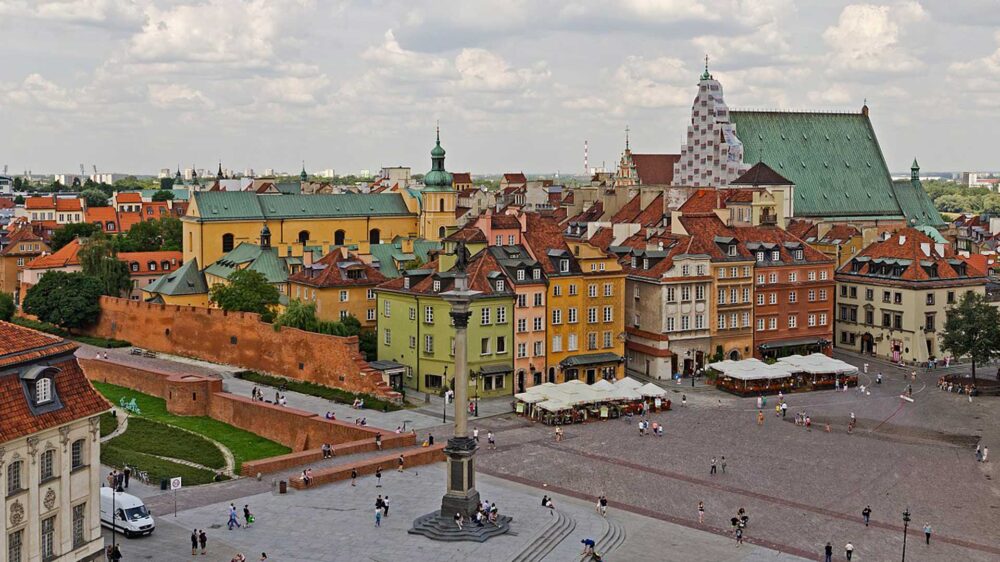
[455,512,463,530]
[191,530,199,555]
[228,503,242,530]
[845,541,854,560]
[775,404,781,417]
[259,554,268,562]
[757,410,764,426]
[383,495,390,517]
[398,454,404,472]
[682,394,687,406]
[924,522,932,545]
[734,526,743,546]
[375,432,383,451]
[243,504,253,528]
[374,507,382,527]
[199,530,208,555]
[123,466,131,489]
[863,362,869,374]
[781,402,788,418]
[109,544,122,562]
[862,505,871,526]
[721,456,727,474]
[710,457,717,475]
[375,466,382,487]
[581,538,596,555]
[756,395,762,409]
[698,501,705,524]
[555,426,563,442]
[598,495,608,517]
[487,430,496,450]
[984,446,989,462]
[544,497,554,515]
[351,468,357,486]
[824,542,833,562]
[473,427,480,442]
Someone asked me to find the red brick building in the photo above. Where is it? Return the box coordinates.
[734,225,835,359]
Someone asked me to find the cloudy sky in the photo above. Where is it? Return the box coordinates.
[0,0,997,176]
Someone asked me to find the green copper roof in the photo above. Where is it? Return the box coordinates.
[143,259,207,296]
[204,243,289,284]
[370,238,442,278]
[424,128,453,191]
[140,189,189,201]
[191,191,412,221]
[731,110,929,220]
[892,179,945,227]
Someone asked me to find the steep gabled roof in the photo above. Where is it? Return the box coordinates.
[288,250,387,288]
[25,239,82,269]
[677,214,752,261]
[732,225,832,265]
[119,251,183,275]
[731,161,792,186]
[503,172,527,184]
[144,258,207,296]
[631,154,679,185]
[116,192,143,204]
[837,227,985,283]
[611,195,642,223]
[452,172,472,184]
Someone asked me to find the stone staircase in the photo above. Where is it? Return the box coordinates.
[511,509,576,562]
[407,511,513,543]
[578,516,626,560]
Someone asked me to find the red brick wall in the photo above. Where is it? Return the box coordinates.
[85,297,399,400]
[288,445,446,489]
[240,437,416,476]
[79,358,222,416]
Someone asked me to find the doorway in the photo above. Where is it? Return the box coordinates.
[586,369,596,384]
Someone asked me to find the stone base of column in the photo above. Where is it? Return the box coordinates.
[408,511,512,542]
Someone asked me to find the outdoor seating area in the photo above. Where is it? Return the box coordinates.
[709,353,859,396]
[513,377,670,424]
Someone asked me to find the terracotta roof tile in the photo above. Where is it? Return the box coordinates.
[25,196,56,210]
[837,228,985,282]
[84,206,119,229]
[610,195,641,223]
[452,172,472,184]
[786,219,817,240]
[631,154,679,185]
[116,192,142,203]
[118,211,143,232]
[503,173,526,184]
[491,214,521,229]
[288,250,387,288]
[731,161,792,186]
[55,198,83,212]
[444,224,487,243]
[732,225,831,264]
[25,239,83,269]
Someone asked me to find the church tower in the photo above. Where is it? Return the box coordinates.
[420,127,457,241]
[672,57,749,187]
[614,125,639,188]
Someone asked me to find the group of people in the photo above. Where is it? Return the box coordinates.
[729,507,750,546]
[226,503,254,530]
[104,543,122,561]
[105,467,131,491]
[938,379,978,401]
[227,553,268,562]
[637,419,664,436]
[374,494,391,526]
[190,529,208,555]
[453,500,501,529]
[976,444,990,462]
[249,385,286,406]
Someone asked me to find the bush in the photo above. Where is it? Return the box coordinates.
[100,412,119,438]
[0,292,14,322]
[234,370,403,412]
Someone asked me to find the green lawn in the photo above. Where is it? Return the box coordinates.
[99,412,118,438]
[101,445,220,486]
[92,382,290,471]
[107,417,226,469]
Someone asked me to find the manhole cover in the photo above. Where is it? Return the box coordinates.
[209,524,222,529]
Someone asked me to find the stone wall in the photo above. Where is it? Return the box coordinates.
[85,297,399,401]
[79,358,222,417]
[287,445,446,489]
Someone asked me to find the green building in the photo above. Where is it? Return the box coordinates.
[375,249,515,398]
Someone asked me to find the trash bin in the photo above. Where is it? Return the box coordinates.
[279,480,287,494]
[160,478,169,490]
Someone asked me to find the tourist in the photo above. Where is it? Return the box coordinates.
[863,363,869,374]
[259,554,268,562]
[394,425,402,434]
[351,468,357,486]
[243,504,253,528]
[597,495,608,516]
[199,530,208,555]
[721,456,727,474]
[454,512,463,530]
[862,505,871,526]
[710,457,717,475]
[228,503,242,530]
[734,526,743,546]
[775,404,781,417]
[375,433,383,451]
[845,541,854,560]
[321,443,331,459]
[487,430,496,449]
[681,394,687,406]
[976,444,983,462]
[278,395,287,407]
[375,466,382,487]
[300,469,312,487]
[924,522,932,545]
[383,495,390,517]
[756,410,764,426]
[756,395,762,409]
[545,497,554,514]
[123,466,131,489]
[877,373,882,384]
[581,538,596,555]
[374,507,382,527]
[824,542,833,562]
[109,544,122,562]
[698,501,705,524]
[473,427,480,442]
[191,530,199,555]
[984,446,989,462]
[555,426,564,442]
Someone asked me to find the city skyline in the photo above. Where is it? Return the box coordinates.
[1,0,998,175]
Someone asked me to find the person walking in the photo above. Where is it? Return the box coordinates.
[682,394,687,407]
[375,432,383,451]
[734,526,743,546]
[924,522,932,545]
[710,457,717,475]
[976,444,983,462]
[109,544,122,562]
[487,431,496,450]
[984,446,989,462]
[862,505,871,526]
[243,505,253,528]
[473,427,480,442]
[383,496,390,517]
[397,454,405,472]
[351,468,357,486]
[781,402,788,418]
[191,530,199,555]
[454,512,463,530]
[845,541,854,560]
[824,542,833,562]
[698,501,705,524]
[598,495,608,517]
[555,426,563,442]
[199,530,208,555]
[123,466,131,489]
[227,503,241,530]
[375,466,382,487]
[721,456,727,474]
[757,410,764,426]
[374,507,382,527]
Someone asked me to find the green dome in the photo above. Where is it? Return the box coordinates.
[424,127,453,191]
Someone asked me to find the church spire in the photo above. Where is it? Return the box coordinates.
[625,124,630,151]
[911,158,920,182]
[701,54,712,80]
[300,161,307,181]
[217,161,224,180]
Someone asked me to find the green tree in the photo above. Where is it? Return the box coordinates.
[209,269,280,321]
[119,218,182,252]
[940,291,1000,385]
[114,176,157,191]
[79,235,132,297]
[81,188,110,208]
[152,190,175,201]
[14,195,24,205]
[49,222,100,252]
[0,292,15,322]
[13,177,22,190]
[273,299,319,331]
[358,330,376,360]
[158,218,182,251]
[22,271,103,330]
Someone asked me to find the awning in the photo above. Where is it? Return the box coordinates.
[368,360,407,374]
[479,363,513,375]
[559,352,623,368]
[759,338,826,349]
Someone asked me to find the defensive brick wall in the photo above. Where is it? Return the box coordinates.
[287,445,447,489]
[85,297,399,401]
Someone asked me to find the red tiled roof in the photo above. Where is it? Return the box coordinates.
[0,321,69,362]
[721,189,755,203]
[618,230,690,279]
[567,201,604,224]
[0,198,14,210]
[491,214,521,230]
[786,219,816,239]
[141,202,171,219]
[731,162,792,186]
[85,206,119,229]
[503,173,526,184]
[632,194,664,227]
[444,224,487,243]
[522,213,576,274]
[118,251,183,275]
[289,250,386,288]
[632,154,679,185]
[118,211,142,232]
[25,196,56,210]
[838,228,984,282]
[588,227,614,252]
[677,214,753,261]
[611,195,641,223]
[25,239,83,269]
[452,172,472,184]
[0,228,45,256]
[679,189,724,213]
[455,206,471,218]
[732,225,831,264]
[963,254,998,275]
[55,198,83,212]
[819,224,861,243]
[116,192,142,203]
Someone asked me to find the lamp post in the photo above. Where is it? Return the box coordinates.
[111,485,117,551]
[442,366,448,423]
[902,508,911,562]
[473,370,479,417]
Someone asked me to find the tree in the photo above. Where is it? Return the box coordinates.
[158,218,182,251]
[79,235,132,297]
[0,292,14,322]
[13,177,22,190]
[22,271,103,330]
[119,218,182,252]
[114,176,157,191]
[49,222,99,252]
[152,190,175,202]
[940,291,1000,385]
[14,195,24,205]
[81,188,109,208]
[209,269,280,321]
[273,299,320,332]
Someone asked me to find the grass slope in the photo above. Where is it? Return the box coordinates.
[100,446,219,486]
[107,417,226,469]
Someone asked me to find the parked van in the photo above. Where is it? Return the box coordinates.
[99,487,155,537]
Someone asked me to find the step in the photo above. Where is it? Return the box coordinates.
[408,511,513,543]
[512,509,576,562]
[287,444,444,490]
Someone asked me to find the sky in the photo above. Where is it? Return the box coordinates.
[0,0,998,177]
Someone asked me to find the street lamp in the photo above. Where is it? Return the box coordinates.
[111,484,117,551]
[902,508,911,562]
[473,370,479,417]
[442,366,449,423]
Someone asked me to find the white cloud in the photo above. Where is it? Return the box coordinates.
[148,84,213,109]
[613,56,692,109]
[2,74,79,111]
[455,49,549,92]
[823,2,927,73]
[0,0,146,29]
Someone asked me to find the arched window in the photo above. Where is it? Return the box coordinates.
[36,378,52,404]
[130,262,139,272]
[439,198,445,213]
[106,221,116,232]
[334,230,345,246]
[6,460,23,495]
[369,228,381,245]
[222,233,235,252]
[298,230,310,245]
[438,226,446,239]
[40,449,55,480]
[148,261,157,271]
[71,439,86,469]
[161,261,171,270]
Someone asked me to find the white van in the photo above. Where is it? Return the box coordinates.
[99,487,155,537]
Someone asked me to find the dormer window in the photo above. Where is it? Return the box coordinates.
[148,262,157,271]
[756,251,765,262]
[643,259,649,270]
[727,245,737,257]
[36,378,52,404]
[533,268,541,279]
[560,259,569,273]
[404,278,410,289]
[771,250,780,261]
[516,269,525,281]
[794,249,803,260]
[130,262,139,272]
[496,280,505,291]
[631,257,637,268]
[433,280,441,292]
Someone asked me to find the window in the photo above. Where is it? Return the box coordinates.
[72,503,86,548]
[338,290,349,302]
[496,280,505,292]
[71,439,85,469]
[757,318,765,331]
[730,266,737,278]
[742,312,750,327]
[586,307,596,323]
[552,309,562,324]
[756,251,765,262]
[497,306,507,324]
[681,286,691,301]
[496,235,502,246]
[384,329,391,345]
[730,313,738,328]
[894,292,902,305]
[788,272,797,283]
[769,293,777,305]
[742,266,751,277]
[681,265,690,276]
[367,289,376,300]
[666,317,675,331]
[727,245,737,257]
[788,315,797,328]
[717,288,726,304]
[768,317,777,330]
[481,307,491,325]
[222,233,235,252]
[819,289,827,301]
[882,312,891,327]
[698,265,707,276]
[808,271,816,281]
[408,335,416,349]
[534,341,544,356]
[865,288,873,301]
[424,334,434,353]
[483,374,506,391]
[819,313,827,326]
[719,268,726,279]
[717,314,726,329]
[926,293,935,305]
[553,284,562,296]
[560,259,569,273]
[819,271,828,280]
[925,313,936,332]
[569,284,578,296]
[36,378,53,404]
[587,284,597,298]
[604,283,613,297]
[840,285,848,297]
[808,290,816,302]
[757,274,765,285]
[894,314,903,330]
[568,308,578,323]
[568,333,578,351]
[789,291,797,303]
[850,286,857,299]
[7,460,22,495]
[947,291,955,304]
[8,529,23,562]
[771,250,780,261]
[517,318,527,333]
[587,332,598,350]
[509,235,516,245]
[367,308,376,321]
[384,301,391,317]
[695,314,705,329]
[517,342,527,358]
[481,338,491,355]
[425,306,435,324]
[667,287,676,302]
[41,516,55,560]
[757,293,765,305]
[533,317,543,331]
[742,287,750,303]
[808,314,817,327]
[680,315,690,331]
[40,449,55,481]
[696,285,705,300]
[603,306,613,323]
[603,331,613,348]
[516,269,525,281]
[552,335,562,352]
[768,273,777,284]
[865,310,873,325]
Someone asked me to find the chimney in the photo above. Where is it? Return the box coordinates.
[303,250,313,267]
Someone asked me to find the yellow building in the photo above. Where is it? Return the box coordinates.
[417,128,458,241]
[523,214,626,384]
[288,248,386,328]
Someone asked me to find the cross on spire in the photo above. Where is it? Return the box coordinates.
[701,54,712,80]
[625,124,630,150]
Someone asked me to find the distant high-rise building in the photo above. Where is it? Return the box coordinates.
[319,169,337,179]
[359,169,371,179]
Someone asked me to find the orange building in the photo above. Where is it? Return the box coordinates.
[288,249,386,328]
[0,228,49,302]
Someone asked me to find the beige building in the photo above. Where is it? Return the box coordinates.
[834,228,988,363]
[1,322,109,562]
